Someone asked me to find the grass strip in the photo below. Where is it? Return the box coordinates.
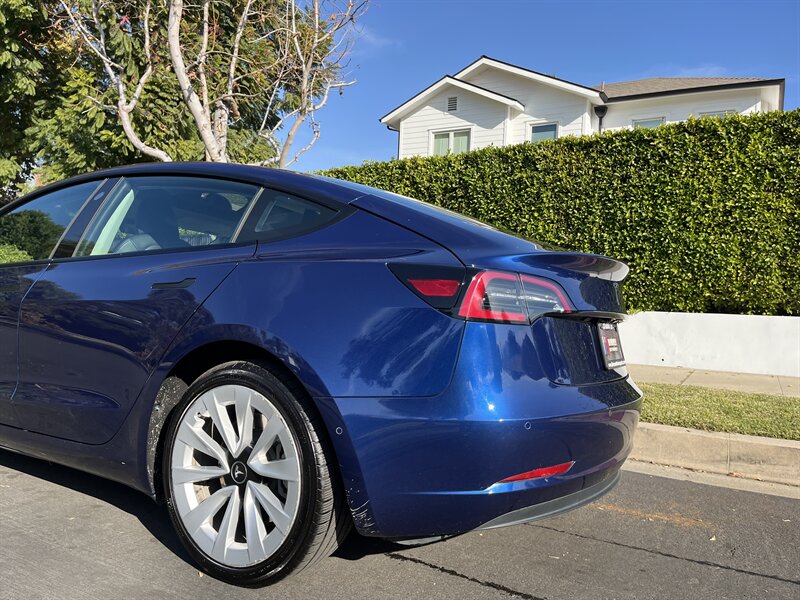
[639,383,800,441]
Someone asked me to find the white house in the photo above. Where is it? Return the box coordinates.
[380,56,785,159]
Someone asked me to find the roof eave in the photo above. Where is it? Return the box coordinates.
[379,75,524,128]
[604,78,786,103]
[455,55,604,102]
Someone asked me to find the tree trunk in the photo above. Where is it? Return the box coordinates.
[167,0,226,162]
[279,111,307,168]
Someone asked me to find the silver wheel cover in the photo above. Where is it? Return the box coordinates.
[171,384,302,567]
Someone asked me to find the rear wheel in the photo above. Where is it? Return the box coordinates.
[162,361,349,585]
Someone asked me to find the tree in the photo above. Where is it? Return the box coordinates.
[46,0,367,169]
[0,209,63,258]
[0,0,66,203]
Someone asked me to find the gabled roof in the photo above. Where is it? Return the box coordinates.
[380,56,786,129]
[455,55,603,101]
[597,76,785,101]
[380,76,525,130]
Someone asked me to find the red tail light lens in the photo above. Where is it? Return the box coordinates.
[408,279,461,297]
[389,264,572,322]
[458,271,571,324]
[388,263,466,309]
[520,274,572,319]
[458,271,528,323]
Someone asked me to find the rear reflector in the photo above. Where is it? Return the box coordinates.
[408,279,461,297]
[498,460,575,483]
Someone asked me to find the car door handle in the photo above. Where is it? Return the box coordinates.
[151,277,196,290]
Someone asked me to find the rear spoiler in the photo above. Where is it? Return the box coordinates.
[515,252,629,283]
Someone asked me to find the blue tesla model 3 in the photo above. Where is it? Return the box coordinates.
[0,163,641,585]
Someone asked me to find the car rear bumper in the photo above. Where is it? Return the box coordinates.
[477,469,620,530]
[320,377,642,539]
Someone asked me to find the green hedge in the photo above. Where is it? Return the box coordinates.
[323,110,800,315]
[0,243,32,264]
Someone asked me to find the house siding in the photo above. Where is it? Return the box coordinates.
[603,88,764,130]
[391,63,782,158]
[462,69,590,144]
[398,89,506,158]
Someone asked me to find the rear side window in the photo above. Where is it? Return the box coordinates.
[0,181,100,264]
[237,189,338,243]
[76,176,261,257]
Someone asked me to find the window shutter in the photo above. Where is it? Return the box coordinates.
[447,96,458,112]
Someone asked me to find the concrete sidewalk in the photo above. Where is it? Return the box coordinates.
[628,364,800,397]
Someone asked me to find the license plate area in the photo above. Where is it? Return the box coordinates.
[597,322,625,369]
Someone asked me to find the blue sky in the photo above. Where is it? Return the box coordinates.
[293,0,800,172]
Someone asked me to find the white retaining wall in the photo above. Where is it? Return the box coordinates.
[618,311,800,378]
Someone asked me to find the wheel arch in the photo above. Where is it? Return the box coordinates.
[145,337,335,503]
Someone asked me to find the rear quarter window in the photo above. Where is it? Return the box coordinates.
[237,189,338,243]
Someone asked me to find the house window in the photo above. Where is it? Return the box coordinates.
[530,123,558,143]
[699,110,736,118]
[432,130,470,156]
[633,117,665,129]
[447,96,458,112]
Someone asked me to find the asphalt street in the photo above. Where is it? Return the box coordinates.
[0,451,797,600]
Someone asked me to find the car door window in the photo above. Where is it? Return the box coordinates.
[237,189,338,243]
[75,176,261,257]
[0,181,101,264]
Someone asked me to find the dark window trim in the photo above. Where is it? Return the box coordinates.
[0,256,51,269]
[49,240,257,267]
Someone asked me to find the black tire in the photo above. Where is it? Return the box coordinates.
[162,360,351,586]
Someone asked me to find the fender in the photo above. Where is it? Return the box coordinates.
[131,321,335,497]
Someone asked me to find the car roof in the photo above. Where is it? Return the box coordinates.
[9,163,365,212]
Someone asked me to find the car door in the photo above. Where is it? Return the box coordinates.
[0,180,103,427]
[14,175,262,444]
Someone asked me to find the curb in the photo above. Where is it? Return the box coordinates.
[630,422,800,487]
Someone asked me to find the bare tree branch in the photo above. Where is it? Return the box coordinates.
[251,0,368,167]
[58,0,172,162]
[53,0,368,166]
[167,0,224,161]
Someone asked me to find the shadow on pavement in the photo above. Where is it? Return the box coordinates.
[334,529,452,561]
[333,531,409,560]
[0,447,446,568]
[0,449,192,565]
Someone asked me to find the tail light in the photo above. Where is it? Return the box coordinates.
[458,271,528,323]
[459,270,572,323]
[520,275,572,319]
[390,263,572,323]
